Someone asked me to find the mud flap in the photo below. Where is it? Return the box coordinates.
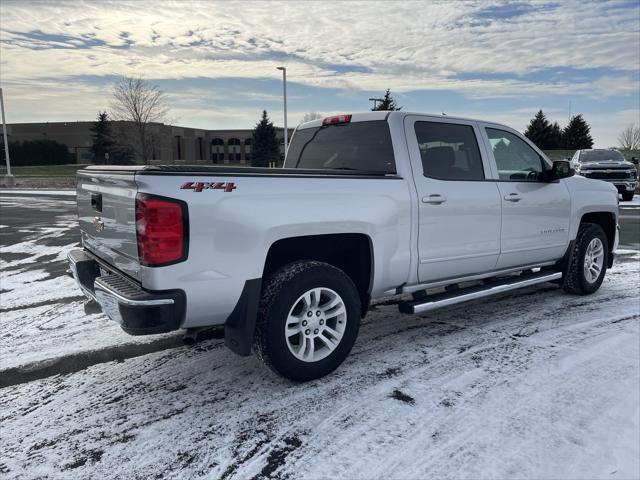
[224,278,262,356]
[556,240,576,272]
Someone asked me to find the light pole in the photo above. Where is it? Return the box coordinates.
[276,66,288,154]
[369,97,384,110]
[0,88,12,177]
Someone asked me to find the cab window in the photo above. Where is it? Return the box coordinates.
[285,121,396,173]
[486,128,546,181]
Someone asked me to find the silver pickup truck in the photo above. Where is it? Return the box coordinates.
[68,111,619,381]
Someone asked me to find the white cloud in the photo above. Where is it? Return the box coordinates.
[585,109,640,148]
[0,0,637,146]
[1,0,638,96]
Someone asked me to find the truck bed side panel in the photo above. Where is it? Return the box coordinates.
[135,173,412,328]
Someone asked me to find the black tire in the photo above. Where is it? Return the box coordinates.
[621,192,634,202]
[254,261,361,382]
[562,223,608,295]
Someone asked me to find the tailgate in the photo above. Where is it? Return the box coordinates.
[77,170,141,281]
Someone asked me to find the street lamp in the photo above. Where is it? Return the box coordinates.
[276,66,288,154]
[0,88,12,178]
[369,97,384,110]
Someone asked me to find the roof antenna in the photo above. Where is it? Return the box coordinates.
[442,112,447,116]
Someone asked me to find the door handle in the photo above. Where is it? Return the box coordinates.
[422,194,447,204]
[504,193,522,202]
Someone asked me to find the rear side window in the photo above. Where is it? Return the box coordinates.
[414,122,484,181]
[285,121,396,173]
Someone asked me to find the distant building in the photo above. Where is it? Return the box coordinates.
[5,121,294,166]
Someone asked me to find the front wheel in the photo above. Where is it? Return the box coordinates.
[254,261,361,382]
[621,192,634,202]
[562,223,608,295]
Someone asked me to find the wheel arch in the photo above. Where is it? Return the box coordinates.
[579,211,616,255]
[263,233,374,317]
[557,210,617,273]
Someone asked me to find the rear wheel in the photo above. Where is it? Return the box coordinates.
[621,192,634,201]
[562,223,608,295]
[254,261,361,382]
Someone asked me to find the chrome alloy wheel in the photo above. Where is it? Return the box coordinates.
[583,237,604,284]
[285,287,347,362]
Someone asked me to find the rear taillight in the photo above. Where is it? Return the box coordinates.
[322,114,352,126]
[135,194,188,266]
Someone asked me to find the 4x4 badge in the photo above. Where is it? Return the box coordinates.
[180,182,237,193]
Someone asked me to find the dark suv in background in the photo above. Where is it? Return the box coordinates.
[571,149,639,201]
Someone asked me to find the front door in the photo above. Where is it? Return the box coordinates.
[405,117,502,283]
[482,126,571,268]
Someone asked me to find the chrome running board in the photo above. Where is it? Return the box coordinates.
[386,261,557,295]
[398,271,562,315]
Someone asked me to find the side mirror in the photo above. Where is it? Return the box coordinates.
[548,160,574,181]
[632,156,639,165]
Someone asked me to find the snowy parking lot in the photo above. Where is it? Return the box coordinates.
[1,192,639,479]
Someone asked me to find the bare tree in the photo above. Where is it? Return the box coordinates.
[618,124,640,150]
[301,112,322,124]
[110,76,169,164]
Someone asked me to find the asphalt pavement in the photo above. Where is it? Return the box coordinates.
[618,202,640,249]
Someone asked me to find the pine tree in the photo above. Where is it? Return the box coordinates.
[90,111,115,164]
[251,110,280,167]
[524,110,555,149]
[371,89,402,111]
[562,114,594,149]
[549,121,563,149]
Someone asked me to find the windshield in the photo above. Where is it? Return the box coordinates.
[284,120,396,173]
[580,150,625,162]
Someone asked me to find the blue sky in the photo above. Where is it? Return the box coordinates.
[0,0,638,147]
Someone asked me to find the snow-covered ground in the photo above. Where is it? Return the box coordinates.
[622,195,640,206]
[1,194,639,480]
[1,252,638,479]
[0,195,177,371]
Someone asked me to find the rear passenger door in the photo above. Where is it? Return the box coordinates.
[404,117,502,283]
[481,126,571,268]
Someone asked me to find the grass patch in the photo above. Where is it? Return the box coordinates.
[0,164,89,176]
[542,150,575,160]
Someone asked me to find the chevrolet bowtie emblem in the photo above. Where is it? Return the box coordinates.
[93,216,104,232]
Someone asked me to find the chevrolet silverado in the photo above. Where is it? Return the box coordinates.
[68,112,619,381]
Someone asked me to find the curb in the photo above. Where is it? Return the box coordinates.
[0,328,224,389]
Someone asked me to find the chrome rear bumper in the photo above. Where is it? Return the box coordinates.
[67,249,185,335]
